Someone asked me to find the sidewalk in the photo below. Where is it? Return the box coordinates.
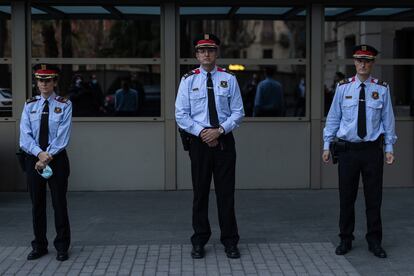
[0,189,413,275]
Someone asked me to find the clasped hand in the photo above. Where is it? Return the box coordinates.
[35,151,53,170]
[200,128,220,147]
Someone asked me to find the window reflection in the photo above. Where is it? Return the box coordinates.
[180,65,306,117]
[0,64,12,117]
[180,19,306,59]
[32,19,161,58]
[32,64,161,117]
[0,6,11,58]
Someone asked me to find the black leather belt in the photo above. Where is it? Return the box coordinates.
[339,136,383,150]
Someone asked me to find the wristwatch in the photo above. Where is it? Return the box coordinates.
[218,126,225,135]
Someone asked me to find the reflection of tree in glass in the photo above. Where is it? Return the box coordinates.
[0,18,9,84]
[101,20,160,58]
[0,18,7,57]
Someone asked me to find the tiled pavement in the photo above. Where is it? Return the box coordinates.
[1,189,414,275]
[0,243,360,276]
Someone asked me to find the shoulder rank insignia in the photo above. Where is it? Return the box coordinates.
[26,97,39,104]
[377,80,388,87]
[183,68,200,79]
[54,107,62,113]
[337,78,350,86]
[55,96,69,104]
[217,67,235,76]
[220,81,228,88]
[372,91,379,100]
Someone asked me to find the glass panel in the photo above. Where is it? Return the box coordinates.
[32,8,161,58]
[51,6,110,14]
[0,64,12,117]
[358,8,412,16]
[325,13,414,59]
[0,5,11,58]
[236,7,292,15]
[324,7,352,16]
[324,65,414,117]
[115,6,160,15]
[180,6,306,59]
[180,65,306,117]
[180,7,231,15]
[31,64,160,117]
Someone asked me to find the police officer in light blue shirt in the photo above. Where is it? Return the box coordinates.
[20,64,72,262]
[322,45,397,258]
[175,33,244,260]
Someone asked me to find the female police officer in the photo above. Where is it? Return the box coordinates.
[20,64,72,261]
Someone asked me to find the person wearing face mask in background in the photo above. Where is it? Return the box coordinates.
[88,74,105,115]
[20,64,72,262]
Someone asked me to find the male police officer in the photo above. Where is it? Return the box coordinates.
[20,64,72,261]
[322,45,397,258]
[175,34,244,259]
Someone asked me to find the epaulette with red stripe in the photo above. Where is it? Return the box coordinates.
[217,67,235,76]
[55,96,69,104]
[376,80,388,87]
[337,78,350,86]
[183,68,200,79]
[26,97,39,104]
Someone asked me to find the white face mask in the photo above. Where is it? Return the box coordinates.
[75,79,82,87]
[37,165,53,179]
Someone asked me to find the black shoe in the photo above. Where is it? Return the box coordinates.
[27,249,48,260]
[225,245,240,259]
[368,243,387,258]
[335,240,352,255]
[56,251,69,261]
[191,245,205,259]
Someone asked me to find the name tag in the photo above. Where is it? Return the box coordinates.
[345,96,352,99]
[192,88,199,92]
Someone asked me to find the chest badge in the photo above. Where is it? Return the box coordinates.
[345,96,352,99]
[54,107,62,114]
[220,81,228,88]
[371,91,379,100]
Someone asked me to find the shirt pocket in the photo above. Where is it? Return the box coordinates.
[189,90,207,109]
[341,100,358,122]
[29,113,41,122]
[366,100,383,122]
[216,87,231,109]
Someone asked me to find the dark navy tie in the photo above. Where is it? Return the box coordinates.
[357,83,367,139]
[39,100,49,151]
[207,72,219,128]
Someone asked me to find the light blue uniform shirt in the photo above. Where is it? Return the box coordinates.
[20,93,72,157]
[175,66,245,136]
[323,75,397,152]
